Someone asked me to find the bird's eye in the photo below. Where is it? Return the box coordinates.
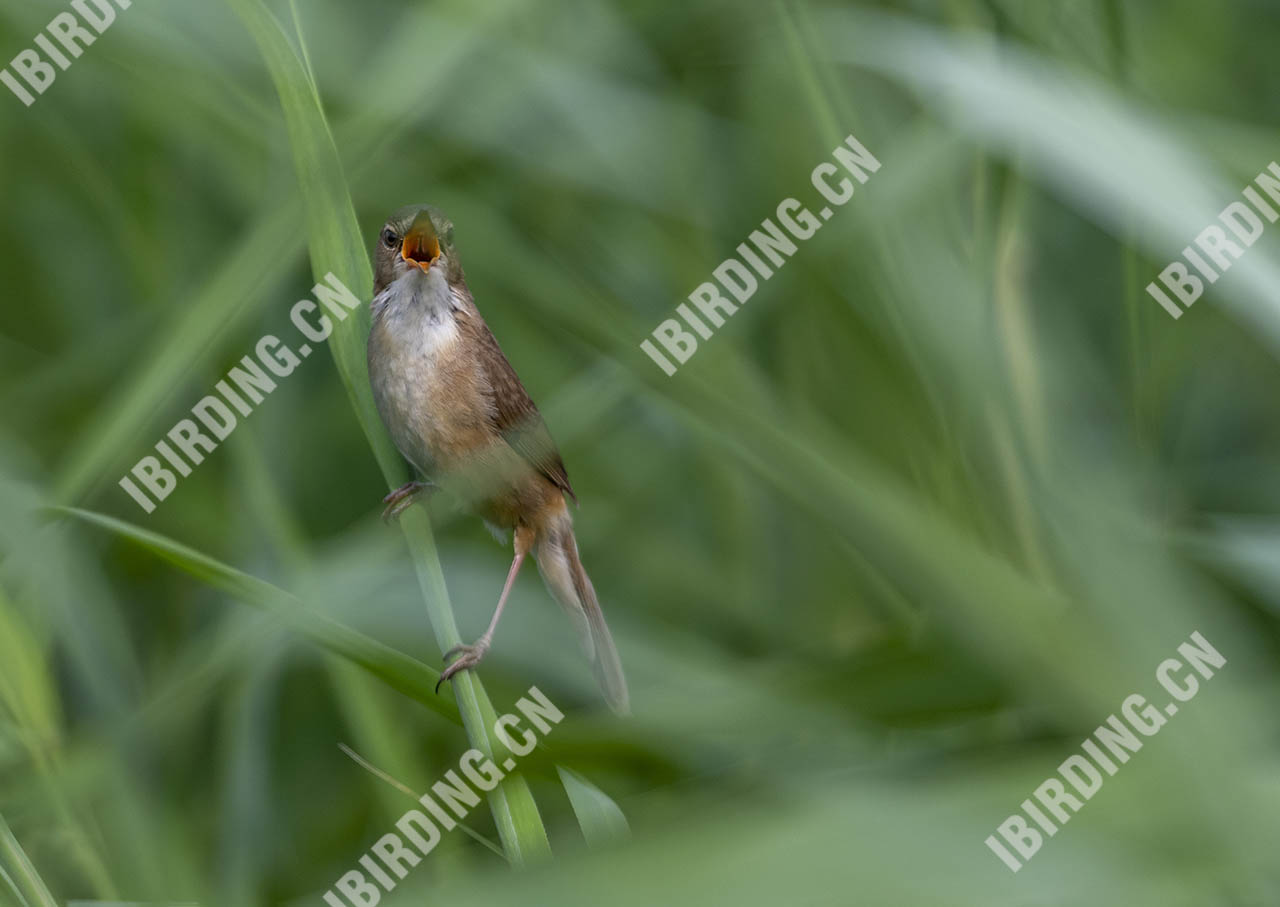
[381,228,398,249]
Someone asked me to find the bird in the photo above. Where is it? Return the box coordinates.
[366,204,629,714]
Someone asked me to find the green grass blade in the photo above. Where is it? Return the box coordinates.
[0,813,55,907]
[337,741,507,860]
[53,505,460,725]
[0,863,31,907]
[220,0,554,864]
[52,203,299,504]
[556,767,630,848]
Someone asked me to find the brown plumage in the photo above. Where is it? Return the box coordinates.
[367,204,628,713]
[464,311,577,505]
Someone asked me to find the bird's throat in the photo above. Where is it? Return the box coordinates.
[379,265,454,323]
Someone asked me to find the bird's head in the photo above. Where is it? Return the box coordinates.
[373,204,463,294]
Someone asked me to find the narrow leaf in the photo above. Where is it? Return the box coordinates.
[223,0,553,863]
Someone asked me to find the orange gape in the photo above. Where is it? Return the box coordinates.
[400,223,440,269]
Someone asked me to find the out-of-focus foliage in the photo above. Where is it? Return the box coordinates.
[1,0,1278,904]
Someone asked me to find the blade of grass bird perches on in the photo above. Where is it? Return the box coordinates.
[223,0,558,864]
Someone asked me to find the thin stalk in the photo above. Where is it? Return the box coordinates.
[225,0,551,864]
[0,813,55,907]
[337,743,506,859]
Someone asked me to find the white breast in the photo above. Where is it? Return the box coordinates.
[368,270,463,476]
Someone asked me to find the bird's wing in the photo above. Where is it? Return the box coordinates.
[458,309,577,504]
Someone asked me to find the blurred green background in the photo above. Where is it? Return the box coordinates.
[1,0,1279,903]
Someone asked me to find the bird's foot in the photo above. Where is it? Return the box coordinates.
[435,639,491,693]
[381,481,434,522]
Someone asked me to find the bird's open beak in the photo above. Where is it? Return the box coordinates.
[401,214,441,271]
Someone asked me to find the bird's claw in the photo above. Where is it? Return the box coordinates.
[434,642,489,693]
[381,481,433,523]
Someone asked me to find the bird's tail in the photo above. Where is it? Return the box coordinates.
[535,522,630,715]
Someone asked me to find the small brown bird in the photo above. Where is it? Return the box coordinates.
[367,204,628,713]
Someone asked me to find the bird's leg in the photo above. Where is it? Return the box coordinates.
[437,526,535,692]
[381,480,434,522]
